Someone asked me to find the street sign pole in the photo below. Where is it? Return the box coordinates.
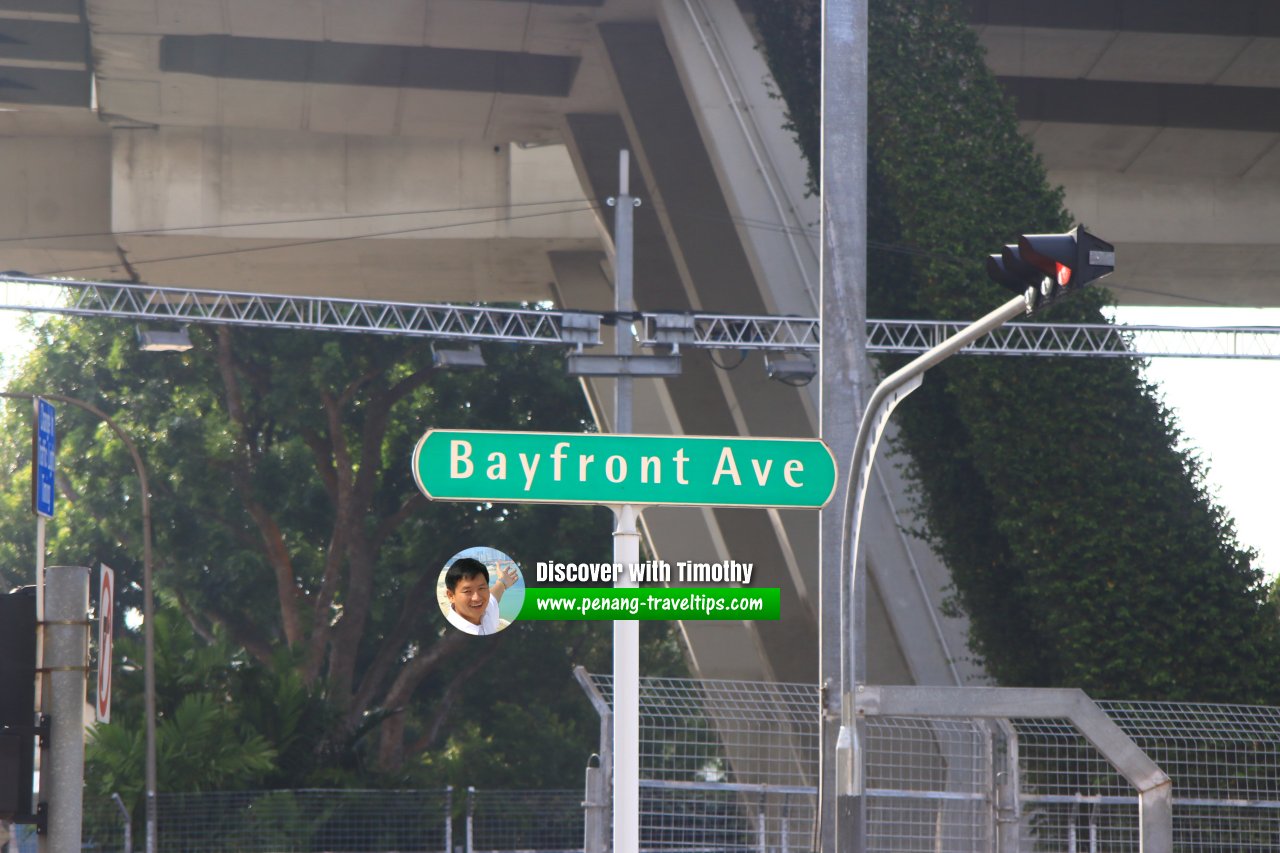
[612,149,640,853]
[32,397,55,809]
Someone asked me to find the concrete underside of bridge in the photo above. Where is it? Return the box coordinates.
[2,0,1277,689]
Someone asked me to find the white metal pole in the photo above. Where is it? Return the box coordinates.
[34,515,45,706]
[612,148,640,853]
[613,504,640,853]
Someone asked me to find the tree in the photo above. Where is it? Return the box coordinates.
[748,0,1280,701]
[0,315,675,785]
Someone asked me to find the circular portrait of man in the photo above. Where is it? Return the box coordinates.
[436,547,524,636]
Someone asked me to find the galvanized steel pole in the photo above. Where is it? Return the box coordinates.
[819,0,869,850]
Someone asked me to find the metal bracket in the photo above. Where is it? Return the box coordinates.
[566,353,682,377]
[13,801,48,833]
[0,715,50,748]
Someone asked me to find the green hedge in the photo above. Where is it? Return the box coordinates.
[750,0,1280,701]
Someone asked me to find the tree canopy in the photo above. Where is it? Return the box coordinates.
[749,0,1280,701]
[0,315,683,798]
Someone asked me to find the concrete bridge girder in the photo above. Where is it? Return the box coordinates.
[0,0,981,689]
[556,6,975,687]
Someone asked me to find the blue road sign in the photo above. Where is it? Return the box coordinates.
[34,398,55,518]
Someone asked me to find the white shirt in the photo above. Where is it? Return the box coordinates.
[445,595,501,635]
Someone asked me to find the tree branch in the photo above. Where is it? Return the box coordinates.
[181,594,276,665]
[407,639,503,757]
[347,565,441,721]
[304,390,354,684]
[216,327,304,649]
[372,492,428,552]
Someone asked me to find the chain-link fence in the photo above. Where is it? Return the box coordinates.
[466,788,584,853]
[580,672,1280,853]
[1016,701,1280,851]
[864,716,992,853]
[69,686,1280,853]
[155,789,453,853]
[78,787,589,853]
[75,789,454,853]
[579,671,819,853]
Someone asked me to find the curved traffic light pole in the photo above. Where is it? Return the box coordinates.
[833,292,1029,844]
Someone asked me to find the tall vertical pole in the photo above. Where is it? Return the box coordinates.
[612,150,640,853]
[38,565,89,853]
[142,462,157,853]
[819,0,869,852]
[3,392,157,853]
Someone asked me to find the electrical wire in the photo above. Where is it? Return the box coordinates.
[0,197,598,245]
[24,204,601,279]
[0,189,1227,308]
[707,348,749,371]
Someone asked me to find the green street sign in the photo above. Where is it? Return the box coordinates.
[412,429,837,509]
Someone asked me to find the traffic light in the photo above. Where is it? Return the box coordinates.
[987,225,1115,313]
[0,586,37,822]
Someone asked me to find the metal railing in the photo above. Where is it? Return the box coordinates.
[578,672,1280,853]
[466,787,584,853]
[79,788,592,853]
[69,692,1280,853]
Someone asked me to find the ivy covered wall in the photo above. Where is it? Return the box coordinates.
[750,0,1280,701]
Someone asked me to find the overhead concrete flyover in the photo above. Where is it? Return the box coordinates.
[2,0,1276,692]
[972,0,1280,307]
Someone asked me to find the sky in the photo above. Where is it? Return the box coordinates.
[1108,306,1280,581]
[1,297,1276,581]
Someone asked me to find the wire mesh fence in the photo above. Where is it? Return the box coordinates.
[153,789,453,853]
[582,674,820,790]
[83,796,131,853]
[1014,701,1280,852]
[581,673,1280,853]
[864,716,992,853]
[583,673,820,853]
[467,788,584,853]
[70,689,1280,853]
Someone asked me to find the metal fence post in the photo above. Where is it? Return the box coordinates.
[780,794,791,853]
[111,793,132,853]
[755,795,766,853]
[574,666,614,853]
[989,720,1020,853]
[584,755,607,853]
[445,786,453,853]
[466,786,475,853]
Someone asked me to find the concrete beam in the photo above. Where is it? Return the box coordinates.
[1000,76,1280,134]
[88,126,597,297]
[0,135,114,277]
[970,0,1280,38]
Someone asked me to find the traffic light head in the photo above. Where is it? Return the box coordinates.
[986,226,1115,313]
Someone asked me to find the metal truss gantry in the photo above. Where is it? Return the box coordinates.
[3,275,1280,360]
